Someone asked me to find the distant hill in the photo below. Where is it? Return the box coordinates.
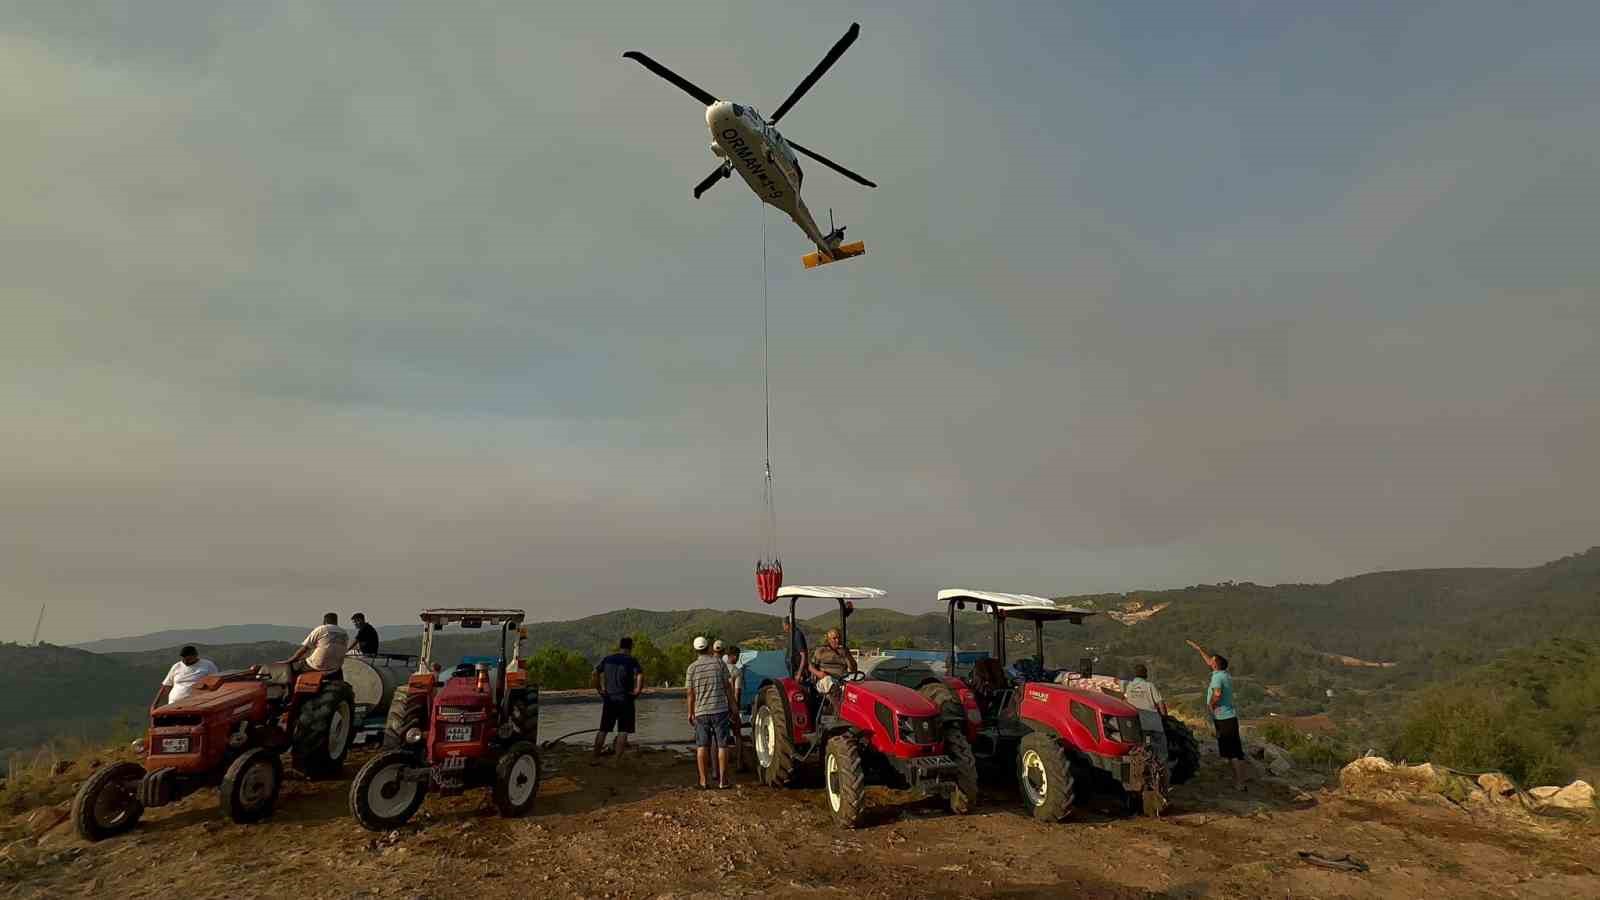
[10,548,1600,768]
[74,623,417,653]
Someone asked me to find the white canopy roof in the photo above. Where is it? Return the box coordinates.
[937,589,1096,622]
[776,585,886,601]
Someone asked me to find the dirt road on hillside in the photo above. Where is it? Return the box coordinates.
[4,743,1596,899]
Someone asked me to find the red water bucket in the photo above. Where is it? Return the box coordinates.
[756,561,783,604]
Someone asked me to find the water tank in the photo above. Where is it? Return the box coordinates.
[342,654,417,718]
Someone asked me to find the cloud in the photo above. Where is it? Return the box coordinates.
[2,3,1597,642]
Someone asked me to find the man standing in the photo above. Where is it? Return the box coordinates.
[720,643,747,773]
[284,613,349,674]
[349,612,379,655]
[783,618,809,680]
[808,628,858,698]
[1187,639,1246,791]
[153,645,217,708]
[685,636,736,790]
[591,637,644,762]
[1123,663,1169,768]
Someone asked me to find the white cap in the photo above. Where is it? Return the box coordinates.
[712,639,724,651]
[692,636,709,650]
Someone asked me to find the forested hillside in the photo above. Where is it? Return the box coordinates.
[9,548,1598,772]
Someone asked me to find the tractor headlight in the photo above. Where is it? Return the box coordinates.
[131,739,146,754]
[897,715,937,745]
[405,727,424,744]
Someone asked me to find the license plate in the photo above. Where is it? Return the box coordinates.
[159,737,191,754]
[444,726,473,743]
[912,755,954,770]
[441,755,467,771]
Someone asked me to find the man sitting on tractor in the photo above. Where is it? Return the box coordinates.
[283,613,350,674]
[807,628,858,711]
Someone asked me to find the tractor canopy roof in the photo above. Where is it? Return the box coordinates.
[937,589,1096,624]
[416,608,526,626]
[775,585,886,602]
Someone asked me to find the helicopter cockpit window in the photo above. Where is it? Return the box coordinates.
[731,103,744,117]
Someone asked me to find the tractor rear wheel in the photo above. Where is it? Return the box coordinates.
[507,691,538,744]
[918,681,963,727]
[350,749,428,831]
[382,686,423,751]
[824,735,866,828]
[945,729,979,815]
[492,742,542,818]
[72,762,145,842]
[292,682,355,778]
[1017,732,1073,822]
[1163,715,1200,785]
[221,747,282,824]
[753,687,796,788]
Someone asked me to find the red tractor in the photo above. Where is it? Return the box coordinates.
[349,609,541,830]
[750,585,979,828]
[914,590,1194,821]
[72,664,356,841]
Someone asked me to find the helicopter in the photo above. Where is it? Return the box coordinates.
[624,23,876,268]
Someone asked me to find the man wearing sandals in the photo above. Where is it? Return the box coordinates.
[685,636,737,790]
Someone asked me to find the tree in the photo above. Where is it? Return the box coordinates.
[524,646,592,690]
[889,636,917,650]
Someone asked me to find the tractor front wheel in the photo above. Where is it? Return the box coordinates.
[1017,732,1073,822]
[72,762,145,842]
[824,735,867,828]
[349,750,428,831]
[221,747,282,824]
[753,687,796,788]
[492,742,541,818]
[1163,715,1201,785]
[292,682,355,778]
[945,729,979,815]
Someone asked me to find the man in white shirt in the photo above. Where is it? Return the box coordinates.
[283,613,350,673]
[1123,663,1169,767]
[154,645,218,707]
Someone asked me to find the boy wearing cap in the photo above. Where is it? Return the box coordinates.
[685,636,737,789]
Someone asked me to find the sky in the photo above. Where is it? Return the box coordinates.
[3,1,1597,643]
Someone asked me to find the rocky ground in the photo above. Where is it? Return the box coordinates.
[3,738,1596,899]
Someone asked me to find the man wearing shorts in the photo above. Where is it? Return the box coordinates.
[685,636,736,790]
[592,637,644,762]
[1188,639,1247,791]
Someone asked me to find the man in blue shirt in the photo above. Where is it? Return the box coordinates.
[1188,639,1246,791]
[591,637,644,763]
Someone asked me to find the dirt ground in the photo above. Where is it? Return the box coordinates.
[3,740,1597,899]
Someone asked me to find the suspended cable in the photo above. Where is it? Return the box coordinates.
[756,204,782,603]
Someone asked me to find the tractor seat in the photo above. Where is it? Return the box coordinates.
[970,658,1007,694]
[260,662,295,687]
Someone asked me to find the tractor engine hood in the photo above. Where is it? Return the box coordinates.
[1026,682,1141,718]
[846,680,939,717]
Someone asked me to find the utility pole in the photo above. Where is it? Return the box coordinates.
[31,604,45,645]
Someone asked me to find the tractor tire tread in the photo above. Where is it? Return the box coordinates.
[945,728,980,815]
[292,682,355,779]
[757,687,797,788]
[1018,731,1074,822]
[72,761,145,842]
[1163,715,1201,786]
[826,735,867,828]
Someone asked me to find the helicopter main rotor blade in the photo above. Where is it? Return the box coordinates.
[693,163,732,199]
[788,140,877,188]
[621,51,719,106]
[768,23,860,124]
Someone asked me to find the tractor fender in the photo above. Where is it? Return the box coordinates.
[939,676,981,742]
[293,670,330,694]
[759,676,812,744]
